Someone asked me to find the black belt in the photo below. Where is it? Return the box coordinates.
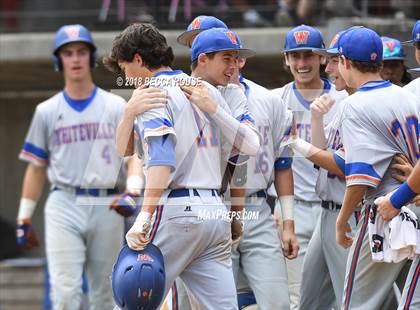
[247,190,267,199]
[168,189,217,198]
[321,200,342,210]
[53,187,119,197]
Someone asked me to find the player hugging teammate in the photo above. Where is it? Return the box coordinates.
[15,16,420,310]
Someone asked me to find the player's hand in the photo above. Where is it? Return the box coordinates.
[16,219,39,250]
[310,94,335,119]
[231,212,244,250]
[110,192,139,217]
[375,194,400,221]
[336,218,353,248]
[282,220,299,259]
[391,154,413,183]
[126,86,167,118]
[181,83,218,114]
[125,211,152,250]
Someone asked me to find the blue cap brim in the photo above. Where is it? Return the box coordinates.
[408,67,420,72]
[177,29,203,47]
[384,56,405,60]
[312,47,339,57]
[282,47,319,53]
[402,39,415,46]
[193,47,256,62]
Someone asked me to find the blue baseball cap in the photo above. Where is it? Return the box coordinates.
[283,25,325,53]
[337,27,383,62]
[408,67,420,72]
[191,28,255,62]
[177,16,228,47]
[403,19,420,45]
[313,30,346,57]
[381,37,405,60]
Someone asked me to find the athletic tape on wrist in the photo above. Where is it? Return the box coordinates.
[17,198,37,220]
[290,138,313,158]
[126,175,144,192]
[279,195,294,221]
[390,182,417,209]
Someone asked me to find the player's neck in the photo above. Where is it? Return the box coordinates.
[346,87,357,95]
[294,77,324,102]
[149,66,173,77]
[351,72,383,89]
[64,79,95,100]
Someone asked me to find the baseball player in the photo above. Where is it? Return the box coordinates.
[290,30,358,310]
[334,26,420,310]
[380,36,412,86]
[376,160,420,309]
[15,24,132,310]
[104,23,260,309]
[271,24,347,309]
[403,20,420,97]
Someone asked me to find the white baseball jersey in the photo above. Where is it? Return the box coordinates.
[272,79,347,201]
[404,77,420,99]
[241,78,292,195]
[136,70,233,189]
[341,80,420,200]
[19,87,126,188]
[315,93,348,204]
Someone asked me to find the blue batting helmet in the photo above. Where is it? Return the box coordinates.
[53,24,97,71]
[111,244,166,310]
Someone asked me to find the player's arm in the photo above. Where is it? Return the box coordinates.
[110,155,145,217]
[116,87,167,157]
[16,164,47,249]
[181,84,260,156]
[376,160,420,221]
[274,166,299,259]
[336,185,366,248]
[125,134,175,250]
[310,94,335,148]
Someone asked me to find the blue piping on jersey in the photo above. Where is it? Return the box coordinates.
[345,162,381,179]
[62,87,97,112]
[237,113,256,125]
[22,142,48,159]
[292,78,331,110]
[154,70,183,77]
[239,75,250,98]
[147,134,176,171]
[357,80,392,92]
[275,157,293,170]
[143,118,174,129]
[333,153,345,174]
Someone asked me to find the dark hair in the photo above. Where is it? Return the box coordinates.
[103,23,174,74]
[190,52,216,71]
[349,59,383,73]
[401,65,413,86]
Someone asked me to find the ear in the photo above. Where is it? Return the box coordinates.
[284,53,290,66]
[344,57,352,70]
[320,55,327,65]
[133,53,143,66]
[197,53,208,65]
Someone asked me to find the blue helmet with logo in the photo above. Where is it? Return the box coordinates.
[111,244,166,310]
[53,24,97,71]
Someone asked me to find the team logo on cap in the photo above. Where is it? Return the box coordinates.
[370,52,377,61]
[64,25,80,39]
[137,254,154,262]
[191,18,203,30]
[225,31,238,45]
[384,41,394,52]
[329,34,340,48]
[294,31,310,45]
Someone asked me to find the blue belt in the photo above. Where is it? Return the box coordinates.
[168,189,217,198]
[53,187,119,197]
[248,190,267,198]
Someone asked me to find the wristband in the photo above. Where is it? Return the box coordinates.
[126,175,144,193]
[390,182,417,209]
[135,211,152,223]
[17,198,37,220]
[279,195,294,221]
[289,138,314,158]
